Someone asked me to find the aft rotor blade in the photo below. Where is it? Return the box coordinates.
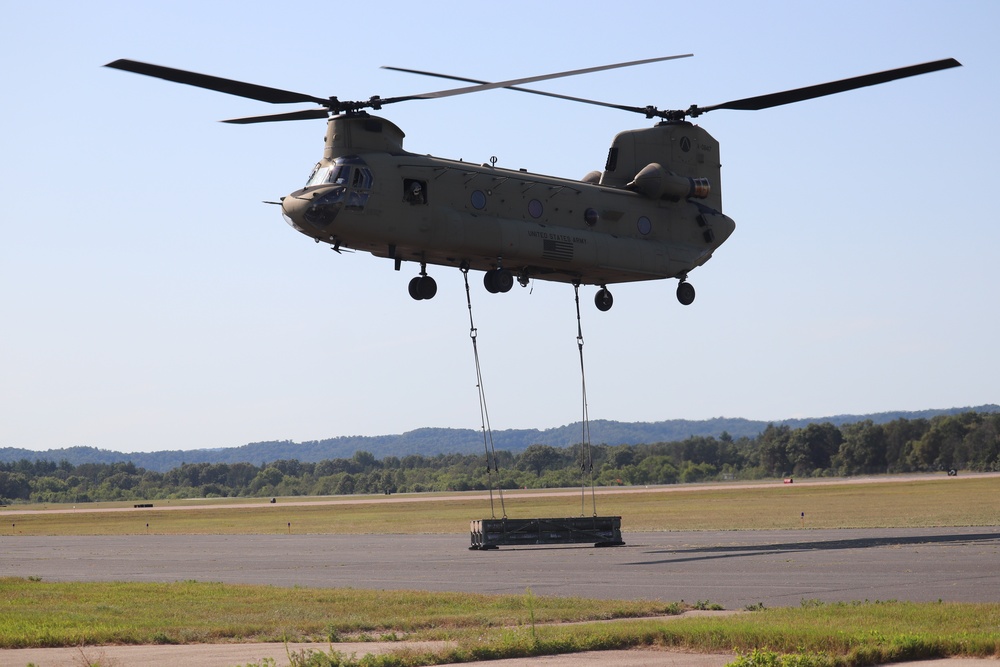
[105,59,329,106]
[382,66,654,116]
[223,108,331,124]
[694,58,962,115]
[381,54,693,105]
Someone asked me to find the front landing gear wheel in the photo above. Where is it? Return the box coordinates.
[408,275,437,300]
[595,287,614,312]
[484,269,513,294]
[676,281,695,306]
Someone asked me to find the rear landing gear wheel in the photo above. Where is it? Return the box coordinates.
[595,287,614,312]
[408,275,437,300]
[676,281,695,306]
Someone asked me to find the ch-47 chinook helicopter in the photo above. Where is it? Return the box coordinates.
[106,55,960,311]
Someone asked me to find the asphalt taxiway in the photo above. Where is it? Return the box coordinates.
[4,527,998,608]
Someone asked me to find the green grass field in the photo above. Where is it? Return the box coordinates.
[4,475,999,665]
[3,475,998,536]
[2,579,998,665]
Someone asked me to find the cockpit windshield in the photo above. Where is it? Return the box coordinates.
[301,156,374,216]
[306,163,351,188]
[305,156,374,189]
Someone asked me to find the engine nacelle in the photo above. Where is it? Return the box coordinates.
[626,163,710,200]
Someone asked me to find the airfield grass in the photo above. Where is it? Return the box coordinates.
[2,578,999,665]
[0,578,681,647]
[3,475,999,536]
[5,476,1000,664]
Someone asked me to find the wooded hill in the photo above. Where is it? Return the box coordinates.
[2,407,999,504]
[2,405,997,473]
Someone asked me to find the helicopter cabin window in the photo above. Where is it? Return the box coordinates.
[404,179,427,205]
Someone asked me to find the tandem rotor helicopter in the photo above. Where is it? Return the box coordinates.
[106,55,960,311]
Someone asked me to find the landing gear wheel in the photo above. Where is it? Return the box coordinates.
[408,275,437,300]
[483,271,498,294]
[595,287,614,312]
[493,269,513,293]
[676,281,695,306]
[484,269,513,294]
[417,275,437,300]
[408,276,422,300]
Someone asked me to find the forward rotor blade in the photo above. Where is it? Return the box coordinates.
[382,66,653,116]
[694,58,962,115]
[380,54,692,105]
[223,108,331,124]
[105,59,329,106]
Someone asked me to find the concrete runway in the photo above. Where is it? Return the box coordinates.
[4,527,999,608]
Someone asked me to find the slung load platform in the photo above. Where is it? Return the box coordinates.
[470,516,625,550]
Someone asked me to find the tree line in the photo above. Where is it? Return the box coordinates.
[2,411,997,504]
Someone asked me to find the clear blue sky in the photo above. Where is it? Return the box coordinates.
[2,1,996,453]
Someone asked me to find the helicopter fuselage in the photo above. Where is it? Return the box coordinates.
[280,113,736,298]
[104,55,960,308]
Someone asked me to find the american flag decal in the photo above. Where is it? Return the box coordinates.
[542,239,574,261]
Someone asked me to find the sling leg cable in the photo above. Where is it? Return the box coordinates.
[462,265,505,519]
[573,282,598,517]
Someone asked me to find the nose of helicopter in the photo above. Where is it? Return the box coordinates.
[280,193,311,233]
[281,186,346,236]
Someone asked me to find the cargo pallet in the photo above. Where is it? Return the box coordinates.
[469,516,625,550]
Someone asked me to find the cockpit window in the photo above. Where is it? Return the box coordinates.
[352,167,373,190]
[306,156,374,187]
[306,164,327,186]
[306,164,351,187]
[304,156,373,211]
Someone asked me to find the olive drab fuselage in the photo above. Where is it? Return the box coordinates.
[280,113,736,289]
[105,56,960,308]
